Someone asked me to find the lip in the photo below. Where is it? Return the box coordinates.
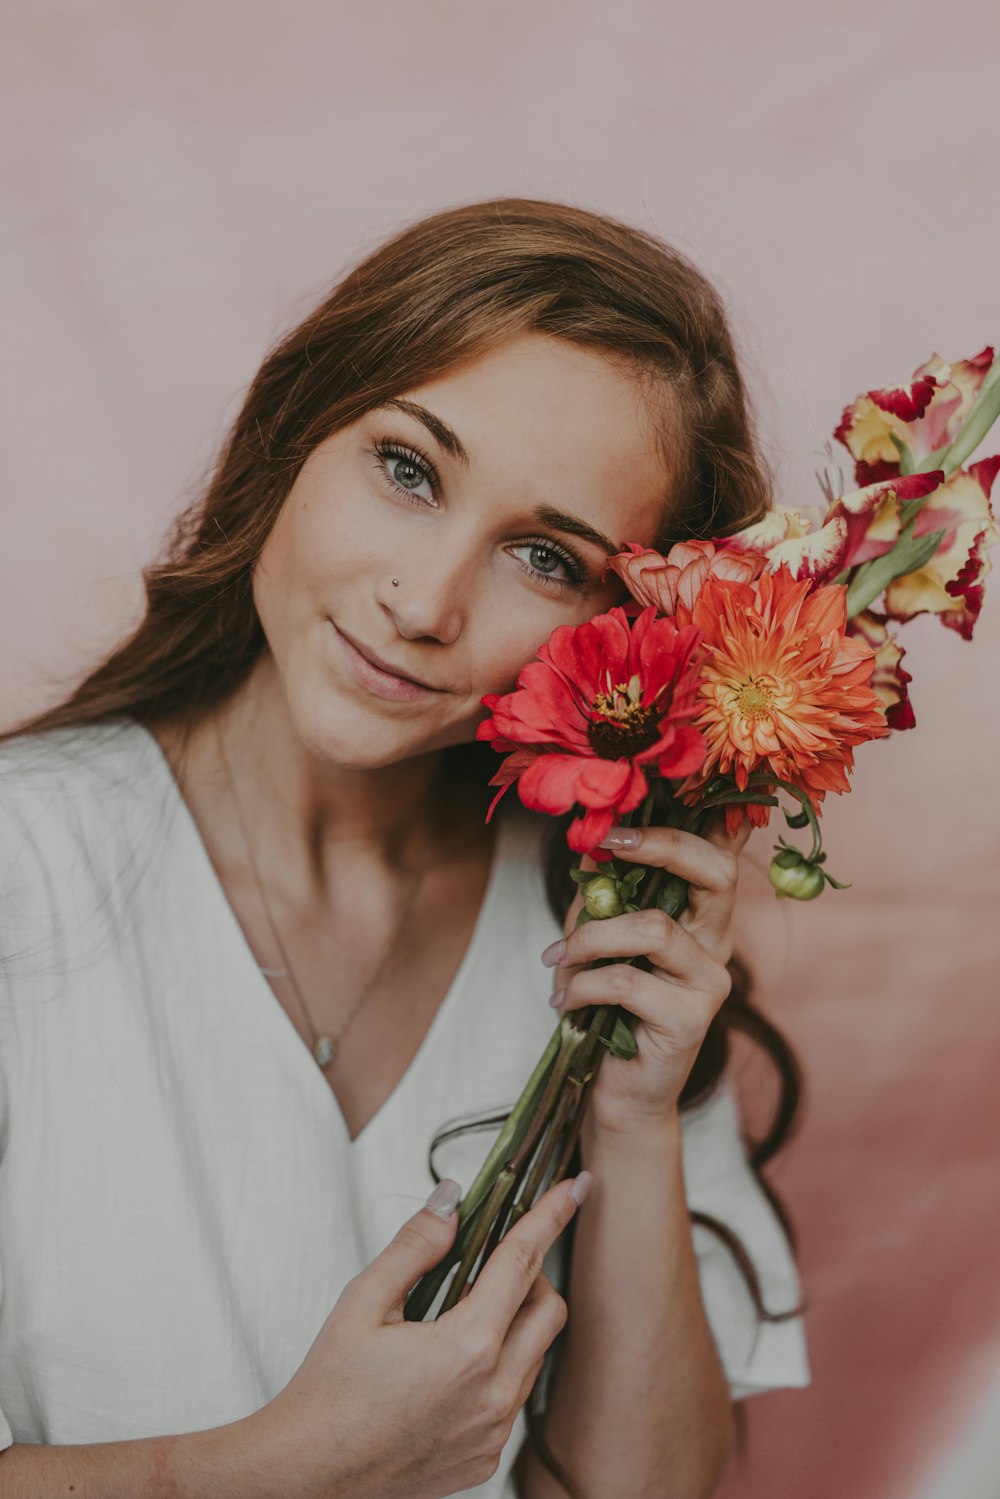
[330,622,443,702]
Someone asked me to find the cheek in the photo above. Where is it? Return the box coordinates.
[466,617,561,699]
[265,484,388,606]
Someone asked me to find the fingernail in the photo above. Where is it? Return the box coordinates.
[570,1171,593,1206]
[548,987,566,1010]
[541,938,566,967]
[599,827,640,848]
[425,1179,462,1218]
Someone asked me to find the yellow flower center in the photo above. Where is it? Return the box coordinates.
[587,674,660,759]
[735,678,775,718]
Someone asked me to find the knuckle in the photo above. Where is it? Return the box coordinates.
[604,963,635,1000]
[546,1289,569,1337]
[394,1219,438,1259]
[507,1234,541,1284]
[490,1373,522,1422]
[470,1454,501,1486]
[463,1323,501,1373]
[640,908,672,946]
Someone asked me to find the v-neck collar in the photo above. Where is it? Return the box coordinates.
[128,717,510,1152]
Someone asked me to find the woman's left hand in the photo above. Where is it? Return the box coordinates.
[540,813,754,1136]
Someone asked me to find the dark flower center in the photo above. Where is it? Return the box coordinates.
[586,680,661,759]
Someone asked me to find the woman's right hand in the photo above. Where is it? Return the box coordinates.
[249,1170,593,1499]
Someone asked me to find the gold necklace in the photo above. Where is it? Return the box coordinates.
[217,724,428,1070]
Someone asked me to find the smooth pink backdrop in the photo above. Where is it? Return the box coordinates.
[3,4,999,1495]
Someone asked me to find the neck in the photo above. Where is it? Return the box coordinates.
[168,655,487,906]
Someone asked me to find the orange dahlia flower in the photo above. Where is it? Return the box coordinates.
[673,564,891,834]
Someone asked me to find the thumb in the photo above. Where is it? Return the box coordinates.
[359,1178,463,1323]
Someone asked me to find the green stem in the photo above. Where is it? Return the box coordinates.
[922,351,1000,477]
[459,1019,563,1222]
[430,1016,593,1314]
[403,1021,563,1321]
[439,1165,520,1312]
[507,1073,582,1230]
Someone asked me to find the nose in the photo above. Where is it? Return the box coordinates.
[376,544,467,645]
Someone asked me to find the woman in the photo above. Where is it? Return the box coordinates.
[0,198,809,1498]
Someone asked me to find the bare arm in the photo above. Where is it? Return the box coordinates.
[515,1110,734,1499]
[0,1415,280,1499]
[0,1173,588,1499]
[513,816,761,1497]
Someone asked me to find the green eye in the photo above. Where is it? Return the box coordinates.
[391,458,424,491]
[529,545,561,574]
[509,538,586,588]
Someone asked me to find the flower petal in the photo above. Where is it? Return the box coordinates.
[763,515,849,583]
[883,458,999,637]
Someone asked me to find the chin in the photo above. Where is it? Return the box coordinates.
[290,691,470,771]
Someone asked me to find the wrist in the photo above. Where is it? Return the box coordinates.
[169,1407,307,1499]
[581,1098,683,1164]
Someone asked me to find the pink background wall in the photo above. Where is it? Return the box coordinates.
[3,4,999,1494]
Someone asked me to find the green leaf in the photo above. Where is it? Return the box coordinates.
[569,868,596,886]
[889,430,915,476]
[930,355,1000,476]
[698,790,779,810]
[575,908,594,926]
[597,1015,639,1059]
[783,807,810,829]
[657,874,690,919]
[845,526,946,619]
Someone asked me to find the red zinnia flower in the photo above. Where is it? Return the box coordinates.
[478,606,707,858]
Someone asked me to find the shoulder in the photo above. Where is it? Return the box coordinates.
[0,719,169,992]
[0,717,157,818]
[0,717,161,881]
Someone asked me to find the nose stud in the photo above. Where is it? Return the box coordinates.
[391,577,400,587]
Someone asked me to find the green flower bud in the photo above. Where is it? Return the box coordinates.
[768,851,825,901]
[583,875,624,919]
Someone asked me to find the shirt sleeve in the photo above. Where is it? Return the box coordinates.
[0,1003,12,1450]
[681,1073,810,1400]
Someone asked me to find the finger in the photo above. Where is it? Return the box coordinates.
[594,823,742,954]
[701,807,754,857]
[596,823,740,893]
[461,1176,583,1340]
[359,1182,462,1324]
[543,907,720,992]
[555,959,731,1039]
[498,1274,567,1393]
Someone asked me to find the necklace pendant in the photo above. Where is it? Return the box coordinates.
[313,1034,337,1068]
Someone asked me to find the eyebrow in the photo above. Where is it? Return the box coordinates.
[532,505,619,558]
[374,399,620,557]
[378,398,471,467]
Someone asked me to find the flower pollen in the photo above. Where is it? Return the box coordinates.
[587,680,661,759]
[734,678,776,719]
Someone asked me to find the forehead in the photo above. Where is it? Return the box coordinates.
[394,332,675,549]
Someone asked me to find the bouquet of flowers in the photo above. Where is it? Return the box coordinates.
[403,345,1000,1321]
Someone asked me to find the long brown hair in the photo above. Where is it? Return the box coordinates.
[1,197,804,1493]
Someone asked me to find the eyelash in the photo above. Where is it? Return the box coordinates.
[368,438,588,590]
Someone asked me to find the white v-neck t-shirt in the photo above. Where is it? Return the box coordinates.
[0,719,809,1493]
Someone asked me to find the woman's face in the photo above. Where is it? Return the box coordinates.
[252,331,676,769]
